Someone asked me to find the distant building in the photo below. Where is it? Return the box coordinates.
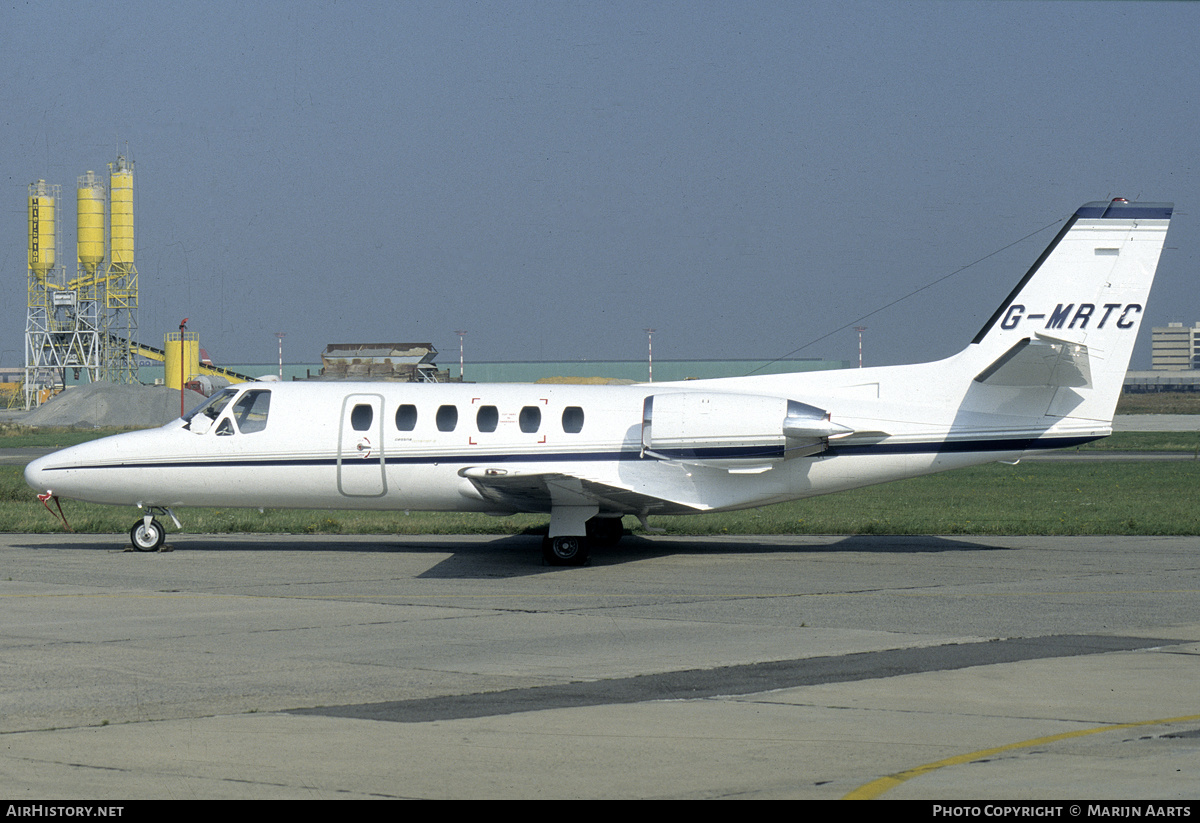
[1125,369,1200,393]
[318,343,455,382]
[462,358,851,384]
[1151,322,1200,370]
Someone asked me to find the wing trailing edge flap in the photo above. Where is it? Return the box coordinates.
[973,334,1093,388]
[458,467,705,517]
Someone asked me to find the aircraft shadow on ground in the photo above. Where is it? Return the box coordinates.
[412,533,1016,578]
[15,532,1015,579]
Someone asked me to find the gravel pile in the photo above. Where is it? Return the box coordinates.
[24,383,208,429]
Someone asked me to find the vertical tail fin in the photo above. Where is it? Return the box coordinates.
[968,199,1172,423]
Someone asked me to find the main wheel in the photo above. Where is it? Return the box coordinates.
[586,516,624,547]
[542,535,590,567]
[130,519,165,552]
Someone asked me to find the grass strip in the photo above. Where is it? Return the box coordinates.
[3,461,1197,537]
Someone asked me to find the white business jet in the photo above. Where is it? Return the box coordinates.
[25,200,1173,564]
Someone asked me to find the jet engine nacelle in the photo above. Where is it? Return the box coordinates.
[640,391,852,467]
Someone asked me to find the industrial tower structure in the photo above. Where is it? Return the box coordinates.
[101,156,138,383]
[24,156,140,407]
[25,179,99,408]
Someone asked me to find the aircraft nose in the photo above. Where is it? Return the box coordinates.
[24,445,88,497]
[24,453,54,494]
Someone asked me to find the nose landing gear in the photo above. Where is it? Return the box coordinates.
[129,507,181,552]
[130,518,165,552]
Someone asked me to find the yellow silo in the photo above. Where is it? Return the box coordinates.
[27,180,56,281]
[164,332,200,390]
[76,171,106,277]
[109,156,134,267]
[100,154,139,386]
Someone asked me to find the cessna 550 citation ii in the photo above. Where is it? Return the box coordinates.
[25,200,1173,564]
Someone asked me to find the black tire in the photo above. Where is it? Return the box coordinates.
[586,516,624,547]
[130,519,165,552]
[542,535,589,567]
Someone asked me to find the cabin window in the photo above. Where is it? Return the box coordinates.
[395,404,417,431]
[436,404,458,432]
[351,404,374,432]
[232,390,271,434]
[519,406,541,433]
[562,406,584,433]
[476,405,498,432]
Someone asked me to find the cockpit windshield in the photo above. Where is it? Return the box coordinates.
[183,388,237,424]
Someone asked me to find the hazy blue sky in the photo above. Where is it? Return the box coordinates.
[2,1,1195,372]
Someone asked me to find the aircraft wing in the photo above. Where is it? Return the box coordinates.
[459,467,705,517]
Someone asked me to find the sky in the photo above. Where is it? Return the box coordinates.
[1,1,1196,372]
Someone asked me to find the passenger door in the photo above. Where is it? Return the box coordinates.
[337,393,386,497]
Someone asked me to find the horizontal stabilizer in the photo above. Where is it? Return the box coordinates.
[973,335,1092,388]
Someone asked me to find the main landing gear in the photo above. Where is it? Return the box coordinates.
[541,516,625,567]
[542,534,588,566]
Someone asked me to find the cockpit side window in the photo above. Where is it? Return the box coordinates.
[232,390,271,434]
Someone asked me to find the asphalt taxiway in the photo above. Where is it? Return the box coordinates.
[2,532,1197,799]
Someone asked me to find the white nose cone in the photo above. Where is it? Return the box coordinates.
[21,431,152,506]
[24,452,55,496]
[24,446,92,501]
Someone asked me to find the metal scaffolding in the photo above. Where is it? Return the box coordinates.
[24,180,102,408]
[22,156,141,408]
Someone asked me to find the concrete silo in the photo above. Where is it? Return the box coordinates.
[101,155,139,383]
[24,180,102,407]
[76,171,106,278]
[27,180,57,282]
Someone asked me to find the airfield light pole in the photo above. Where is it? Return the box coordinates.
[855,326,867,368]
[275,333,285,379]
[455,330,467,380]
[644,328,655,382]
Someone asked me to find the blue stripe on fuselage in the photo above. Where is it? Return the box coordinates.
[36,434,1103,472]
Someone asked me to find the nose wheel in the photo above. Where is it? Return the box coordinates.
[130,518,165,552]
